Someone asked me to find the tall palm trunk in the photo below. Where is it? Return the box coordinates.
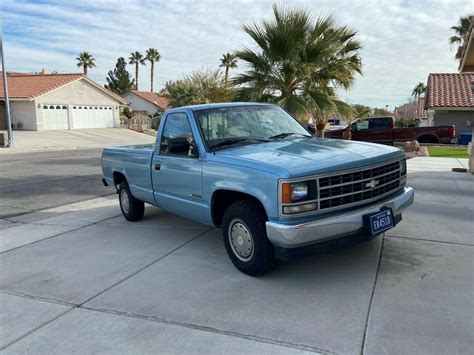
[315,122,326,138]
[135,65,139,90]
[343,123,352,140]
[224,66,229,87]
[83,66,87,76]
[150,62,154,92]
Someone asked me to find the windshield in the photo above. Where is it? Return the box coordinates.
[194,105,311,150]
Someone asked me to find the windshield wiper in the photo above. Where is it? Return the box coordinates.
[210,138,269,150]
[268,133,309,140]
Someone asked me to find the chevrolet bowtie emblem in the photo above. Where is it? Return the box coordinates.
[365,179,380,188]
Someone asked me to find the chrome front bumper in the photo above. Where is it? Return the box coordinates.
[266,187,414,248]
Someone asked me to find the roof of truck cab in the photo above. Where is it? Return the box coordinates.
[166,102,275,113]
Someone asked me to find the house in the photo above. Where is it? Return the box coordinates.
[424,73,473,140]
[459,23,474,72]
[424,23,474,141]
[393,98,426,119]
[123,90,170,116]
[0,72,128,131]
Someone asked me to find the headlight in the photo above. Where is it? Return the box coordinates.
[399,159,407,175]
[281,180,317,215]
[282,181,309,203]
[290,182,308,201]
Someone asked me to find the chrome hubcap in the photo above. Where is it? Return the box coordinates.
[120,190,130,214]
[229,219,254,261]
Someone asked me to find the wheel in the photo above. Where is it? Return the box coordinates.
[118,180,144,222]
[222,200,276,276]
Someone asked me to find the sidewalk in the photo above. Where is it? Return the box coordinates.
[407,156,469,172]
[1,158,472,354]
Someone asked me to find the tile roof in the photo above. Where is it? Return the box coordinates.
[425,73,474,108]
[0,73,83,100]
[130,90,170,109]
[0,73,128,104]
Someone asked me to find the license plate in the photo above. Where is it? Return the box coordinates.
[368,209,394,235]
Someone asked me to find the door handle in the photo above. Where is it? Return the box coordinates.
[154,164,161,171]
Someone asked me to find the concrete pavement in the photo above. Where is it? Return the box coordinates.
[0,157,473,354]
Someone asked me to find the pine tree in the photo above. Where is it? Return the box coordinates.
[105,57,135,95]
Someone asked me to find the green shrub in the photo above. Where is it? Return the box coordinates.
[395,118,416,128]
[122,107,132,119]
[151,116,161,130]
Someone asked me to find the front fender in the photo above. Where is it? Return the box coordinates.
[210,181,274,219]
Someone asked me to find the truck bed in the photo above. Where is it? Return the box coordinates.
[101,144,155,204]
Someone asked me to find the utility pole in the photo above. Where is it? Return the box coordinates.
[0,22,13,147]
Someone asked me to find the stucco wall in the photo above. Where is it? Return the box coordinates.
[10,101,38,130]
[433,110,473,140]
[123,93,158,115]
[37,79,121,127]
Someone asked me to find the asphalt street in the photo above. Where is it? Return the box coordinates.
[0,149,113,218]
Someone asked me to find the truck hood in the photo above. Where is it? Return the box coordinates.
[214,137,403,177]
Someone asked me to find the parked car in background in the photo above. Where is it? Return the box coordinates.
[324,116,455,144]
[102,103,414,276]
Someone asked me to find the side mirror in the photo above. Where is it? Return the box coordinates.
[168,137,190,154]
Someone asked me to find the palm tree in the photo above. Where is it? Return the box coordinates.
[129,51,146,90]
[411,82,426,100]
[450,15,473,59]
[232,4,362,137]
[76,51,96,76]
[345,104,371,140]
[308,88,352,138]
[145,48,161,92]
[352,104,370,119]
[219,53,238,87]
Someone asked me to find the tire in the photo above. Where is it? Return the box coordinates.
[222,200,276,276]
[118,180,145,222]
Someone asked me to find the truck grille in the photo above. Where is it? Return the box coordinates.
[317,161,402,211]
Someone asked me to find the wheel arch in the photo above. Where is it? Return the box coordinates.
[416,134,439,143]
[112,170,127,188]
[211,189,268,228]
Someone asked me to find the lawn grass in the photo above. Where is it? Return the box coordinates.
[427,146,469,158]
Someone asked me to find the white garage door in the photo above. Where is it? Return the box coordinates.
[72,105,114,129]
[43,105,69,130]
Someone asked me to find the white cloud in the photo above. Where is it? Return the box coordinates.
[2,0,472,108]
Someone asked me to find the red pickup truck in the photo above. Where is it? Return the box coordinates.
[323,116,455,144]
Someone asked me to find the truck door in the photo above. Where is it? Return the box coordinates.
[351,120,369,141]
[367,117,392,144]
[151,112,205,223]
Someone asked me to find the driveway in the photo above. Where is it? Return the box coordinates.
[0,128,155,153]
[0,158,472,354]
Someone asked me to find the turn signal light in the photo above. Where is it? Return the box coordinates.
[282,183,292,204]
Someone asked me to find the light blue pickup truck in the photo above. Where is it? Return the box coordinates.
[102,103,414,275]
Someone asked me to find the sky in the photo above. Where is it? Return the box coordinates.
[1,0,472,109]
